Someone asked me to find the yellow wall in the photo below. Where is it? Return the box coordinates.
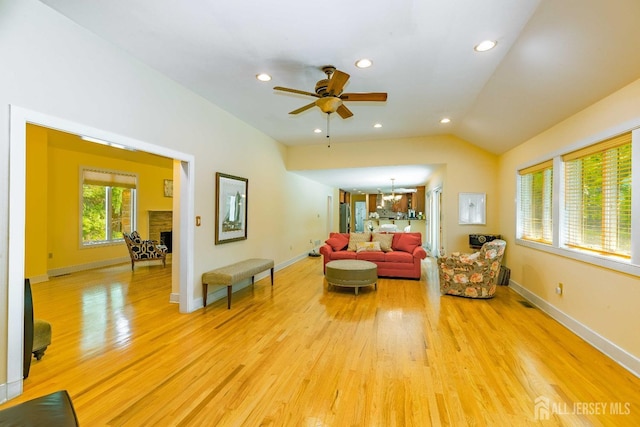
[25,125,173,277]
[25,125,49,279]
[498,78,640,359]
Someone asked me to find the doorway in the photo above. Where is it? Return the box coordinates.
[428,186,443,256]
[354,201,366,232]
[7,105,195,400]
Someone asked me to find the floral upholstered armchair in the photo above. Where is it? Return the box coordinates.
[438,239,506,298]
[123,231,168,271]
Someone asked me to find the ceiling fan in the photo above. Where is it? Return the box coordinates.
[274,66,387,119]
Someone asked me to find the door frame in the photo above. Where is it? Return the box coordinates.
[6,105,195,400]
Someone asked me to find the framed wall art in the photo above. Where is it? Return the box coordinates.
[458,192,486,225]
[163,179,173,197]
[215,172,248,244]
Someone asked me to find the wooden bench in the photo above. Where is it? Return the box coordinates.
[202,258,274,309]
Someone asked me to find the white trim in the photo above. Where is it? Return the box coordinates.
[47,257,132,277]
[0,378,23,404]
[28,274,50,284]
[8,105,196,400]
[7,106,27,400]
[78,166,139,249]
[200,255,305,308]
[631,129,640,266]
[515,120,639,276]
[516,238,640,277]
[508,280,640,378]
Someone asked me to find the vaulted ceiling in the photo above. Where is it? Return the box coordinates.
[38,0,640,192]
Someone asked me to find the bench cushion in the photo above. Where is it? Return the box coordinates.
[202,258,274,285]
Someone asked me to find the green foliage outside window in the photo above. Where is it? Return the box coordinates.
[82,185,133,244]
[565,143,631,255]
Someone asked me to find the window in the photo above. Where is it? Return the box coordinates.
[81,168,137,246]
[518,160,553,243]
[516,128,639,274]
[562,133,632,257]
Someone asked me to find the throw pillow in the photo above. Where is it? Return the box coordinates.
[372,233,394,252]
[356,241,381,252]
[325,234,349,251]
[347,232,371,251]
[392,233,421,253]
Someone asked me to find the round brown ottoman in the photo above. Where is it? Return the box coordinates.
[325,260,378,295]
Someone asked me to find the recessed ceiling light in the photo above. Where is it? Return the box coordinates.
[440,118,451,124]
[474,40,497,52]
[373,123,382,128]
[314,128,322,133]
[355,58,373,68]
[256,73,272,82]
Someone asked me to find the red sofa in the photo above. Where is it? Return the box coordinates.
[319,232,428,279]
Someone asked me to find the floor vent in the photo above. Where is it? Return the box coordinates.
[519,300,535,308]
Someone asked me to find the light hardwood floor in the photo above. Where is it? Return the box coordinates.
[3,257,639,426]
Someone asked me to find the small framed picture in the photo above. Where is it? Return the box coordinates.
[459,192,486,225]
[163,179,173,198]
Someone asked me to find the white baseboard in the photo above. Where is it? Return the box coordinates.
[0,377,23,405]
[509,279,640,378]
[200,252,309,309]
[169,293,180,304]
[47,256,133,277]
[28,274,50,284]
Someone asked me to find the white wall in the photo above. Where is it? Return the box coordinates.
[0,0,332,393]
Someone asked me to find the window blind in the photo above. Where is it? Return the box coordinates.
[519,161,553,243]
[82,168,137,189]
[563,133,632,257]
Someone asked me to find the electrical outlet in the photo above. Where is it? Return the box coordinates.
[314,240,321,246]
[48,253,53,259]
[556,282,563,295]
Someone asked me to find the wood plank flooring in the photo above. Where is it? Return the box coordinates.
[3,257,639,426]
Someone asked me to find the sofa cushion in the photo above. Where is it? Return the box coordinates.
[356,241,381,252]
[325,233,349,251]
[385,251,415,263]
[392,233,421,253]
[347,232,371,251]
[331,251,357,260]
[357,251,386,262]
[372,233,394,252]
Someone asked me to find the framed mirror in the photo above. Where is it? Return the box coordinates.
[215,172,248,244]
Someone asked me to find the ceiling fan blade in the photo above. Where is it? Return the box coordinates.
[274,86,320,98]
[327,70,350,96]
[289,102,316,115]
[336,104,353,119]
[340,92,388,102]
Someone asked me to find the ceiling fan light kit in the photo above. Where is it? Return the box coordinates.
[274,65,387,119]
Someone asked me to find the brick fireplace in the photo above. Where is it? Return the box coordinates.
[148,210,172,253]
